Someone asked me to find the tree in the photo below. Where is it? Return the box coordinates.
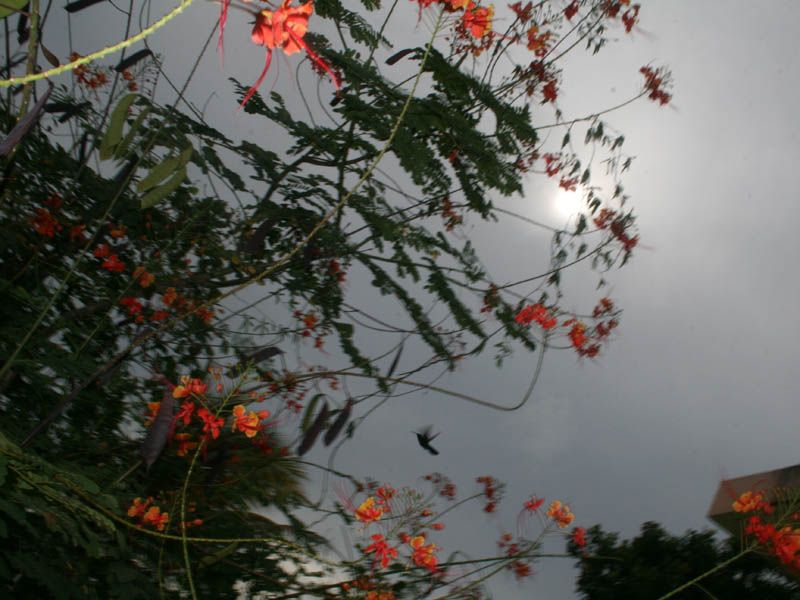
[0,0,674,597]
[568,521,800,600]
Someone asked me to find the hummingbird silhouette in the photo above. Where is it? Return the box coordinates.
[413,426,440,455]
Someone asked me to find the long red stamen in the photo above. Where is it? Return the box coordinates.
[239,49,273,110]
[218,0,230,56]
[293,34,340,92]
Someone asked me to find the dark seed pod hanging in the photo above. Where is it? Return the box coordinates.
[386,48,416,65]
[64,0,107,13]
[323,398,352,446]
[230,345,282,373]
[297,401,329,456]
[140,388,174,470]
[114,49,153,72]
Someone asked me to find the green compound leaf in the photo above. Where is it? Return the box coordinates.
[139,165,186,209]
[137,145,193,192]
[99,93,137,160]
[113,105,150,160]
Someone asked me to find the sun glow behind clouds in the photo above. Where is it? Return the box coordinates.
[553,188,583,220]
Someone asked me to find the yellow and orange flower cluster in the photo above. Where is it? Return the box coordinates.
[173,375,208,399]
[410,534,440,573]
[127,497,169,530]
[546,500,575,528]
[231,404,270,438]
[355,496,384,527]
[734,490,800,570]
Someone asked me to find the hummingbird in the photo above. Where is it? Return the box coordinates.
[413,426,440,455]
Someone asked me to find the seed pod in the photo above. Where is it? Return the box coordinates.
[323,398,352,446]
[297,401,328,456]
[386,48,416,65]
[140,388,174,470]
[65,0,107,13]
[114,49,153,72]
[230,345,282,374]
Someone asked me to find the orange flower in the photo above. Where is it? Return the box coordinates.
[162,287,177,306]
[355,497,383,526]
[144,402,161,426]
[410,535,439,572]
[133,266,155,287]
[231,404,269,438]
[173,376,208,399]
[733,490,771,514]
[142,506,169,530]
[127,497,152,518]
[109,223,127,238]
[546,500,574,528]
[241,0,339,108]
[174,433,199,457]
[196,306,215,324]
[462,2,493,38]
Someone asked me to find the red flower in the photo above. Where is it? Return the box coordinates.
[175,401,196,426]
[70,224,87,242]
[30,209,61,237]
[542,79,558,103]
[516,304,557,330]
[120,296,143,316]
[559,177,578,192]
[564,1,578,20]
[509,1,534,23]
[102,254,125,272]
[93,243,110,258]
[524,495,544,513]
[242,1,340,108]
[621,4,640,33]
[364,533,398,570]
[572,526,587,547]
[197,408,224,440]
[150,310,168,322]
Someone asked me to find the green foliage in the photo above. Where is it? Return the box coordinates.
[570,522,800,600]
[0,0,656,596]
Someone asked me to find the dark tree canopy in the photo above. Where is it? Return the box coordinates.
[569,521,800,600]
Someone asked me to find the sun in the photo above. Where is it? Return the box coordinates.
[552,188,584,220]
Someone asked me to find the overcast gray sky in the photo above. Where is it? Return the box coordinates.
[49,1,800,597]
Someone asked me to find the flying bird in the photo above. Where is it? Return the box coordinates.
[413,426,440,455]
